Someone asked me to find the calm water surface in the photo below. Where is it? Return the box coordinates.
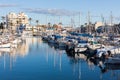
[0,37,120,80]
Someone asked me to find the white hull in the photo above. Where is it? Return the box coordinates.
[12,39,18,44]
[11,44,18,48]
[12,38,22,44]
[109,47,120,54]
[75,43,88,52]
[0,43,11,48]
[88,44,105,50]
[75,47,87,52]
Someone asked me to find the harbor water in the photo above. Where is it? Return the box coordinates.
[0,37,120,80]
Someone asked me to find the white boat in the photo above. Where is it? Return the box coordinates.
[11,38,22,48]
[12,38,22,44]
[0,43,11,48]
[109,47,120,55]
[18,39,22,43]
[11,44,18,48]
[88,44,105,50]
[12,39,18,44]
[9,39,18,48]
[74,43,88,52]
[75,47,87,52]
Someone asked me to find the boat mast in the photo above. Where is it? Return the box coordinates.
[46,15,48,26]
[79,12,81,33]
[110,11,114,34]
[88,11,90,25]
[71,15,75,28]
[87,11,91,34]
[101,14,105,33]
[110,11,113,27]
[59,16,61,23]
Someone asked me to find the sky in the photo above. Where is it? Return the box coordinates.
[0,0,120,26]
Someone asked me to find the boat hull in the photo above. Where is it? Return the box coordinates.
[0,43,11,48]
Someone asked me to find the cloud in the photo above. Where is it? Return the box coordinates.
[0,4,18,7]
[24,8,78,16]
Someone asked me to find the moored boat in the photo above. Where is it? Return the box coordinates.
[0,43,11,48]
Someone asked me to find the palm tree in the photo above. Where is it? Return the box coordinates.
[41,25,47,32]
[58,22,63,32]
[1,16,5,23]
[29,18,32,30]
[1,16,6,32]
[53,24,58,28]
[36,20,39,26]
[29,17,32,26]
[53,24,58,30]
[36,20,39,32]
[48,22,51,28]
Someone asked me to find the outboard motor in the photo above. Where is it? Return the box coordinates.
[107,50,112,57]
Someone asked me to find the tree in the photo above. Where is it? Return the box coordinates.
[29,17,32,26]
[36,20,39,32]
[0,23,4,32]
[1,16,5,30]
[29,18,32,30]
[36,20,39,26]
[48,22,51,28]
[1,16,5,23]
[85,23,87,26]
[41,25,47,32]
[53,24,58,30]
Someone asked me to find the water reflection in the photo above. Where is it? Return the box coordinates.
[65,47,120,80]
[1,37,120,80]
[0,39,28,70]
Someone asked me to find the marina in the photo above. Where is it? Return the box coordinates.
[1,0,120,80]
[0,14,120,79]
[0,15,120,80]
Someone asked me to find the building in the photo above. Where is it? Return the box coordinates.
[17,12,28,25]
[6,12,17,31]
[6,12,29,32]
[63,26,73,31]
[95,22,104,29]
